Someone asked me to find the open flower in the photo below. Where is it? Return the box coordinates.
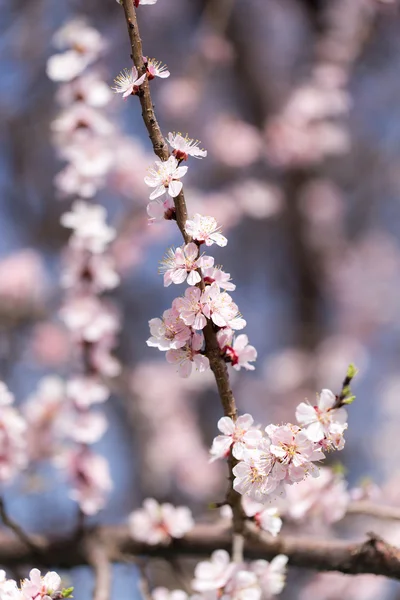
[112,67,146,98]
[241,496,282,537]
[160,243,214,286]
[266,424,325,483]
[60,201,115,254]
[129,498,193,544]
[146,58,170,80]
[147,302,192,350]
[192,550,236,592]
[202,283,246,330]
[166,332,209,378]
[167,133,207,160]
[202,266,236,291]
[175,287,208,330]
[295,388,348,450]
[217,329,257,371]
[21,569,61,600]
[185,214,227,247]
[210,414,262,461]
[144,156,188,200]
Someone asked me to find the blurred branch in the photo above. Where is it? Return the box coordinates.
[347,501,400,521]
[86,536,112,600]
[1,522,400,580]
[0,497,45,555]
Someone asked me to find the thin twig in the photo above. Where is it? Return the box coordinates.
[347,501,400,521]
[0,497,45,554]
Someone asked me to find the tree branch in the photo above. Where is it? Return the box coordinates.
[120,0,242,545]
[0,497,45,555]
[0,523,400,580]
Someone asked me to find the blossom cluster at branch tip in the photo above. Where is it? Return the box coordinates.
[0,568,73,600]
[209,382,351,504]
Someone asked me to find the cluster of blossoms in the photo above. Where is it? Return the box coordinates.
[0,569,72,600]
[44,21,121,515]
[147,551,287,600]
[191,550,287,600]
[129,498,194,544]
[140,142,256,376]
[210,388,350,505]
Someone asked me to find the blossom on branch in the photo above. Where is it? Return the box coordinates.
[160,243,214,287]
[201,283,246,330]
[112,67,146,98]
[295,388,348,450]
[217,328,257,370]
[167,133,207,160]
[185,214,227,247]
[147,303,192,351]
[144,156,188,200]
[60,201,115,254]
[166,332,210,378]
[21,569,62,600]
[129,498,194,544]
[202,266,236,291]
[146,58,170,80]
[209,413,262,462]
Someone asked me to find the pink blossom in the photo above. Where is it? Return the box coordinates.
[223,570,260,600]
[29,323,71,367]
[283,467,349,523]
[152,589,187,600]
[166,333,209,378]
[66,376,109,408]
[202,283,246,330]
[21,569,61,600]
[209,414,262,462]
[232,440,286,502]
[62,250,120,293]
[147,196,176,222]
[67,410,108,445]
[0,573,22,600]
[175,287,208,330]
[167,133,207,160]
[51,104,113,141]
[192,550,236,592]
[266,424,324,483]
[295,388,348,450]
[23,376,65,463]
[147,303,192,351]
[129,498,194,544]
[112,67,146,98]
[144,156,188,200]
[0,250,47,310]
[56,74,112,107]
[251,556,288,597]
[160,243,213,287]
[202,266,236,291]
[217,330,257,371]
[185,214,227,247]
[61,201,115,254]
[0,383,14,406]
[241,496,282,537]
[0,384,27,483]
[146,58,170,80]
[60,296,119,343]
[61,447,112,515]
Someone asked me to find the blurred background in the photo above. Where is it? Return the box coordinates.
[2,0,400,598]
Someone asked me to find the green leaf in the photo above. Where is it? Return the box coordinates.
[62,587,74,598]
